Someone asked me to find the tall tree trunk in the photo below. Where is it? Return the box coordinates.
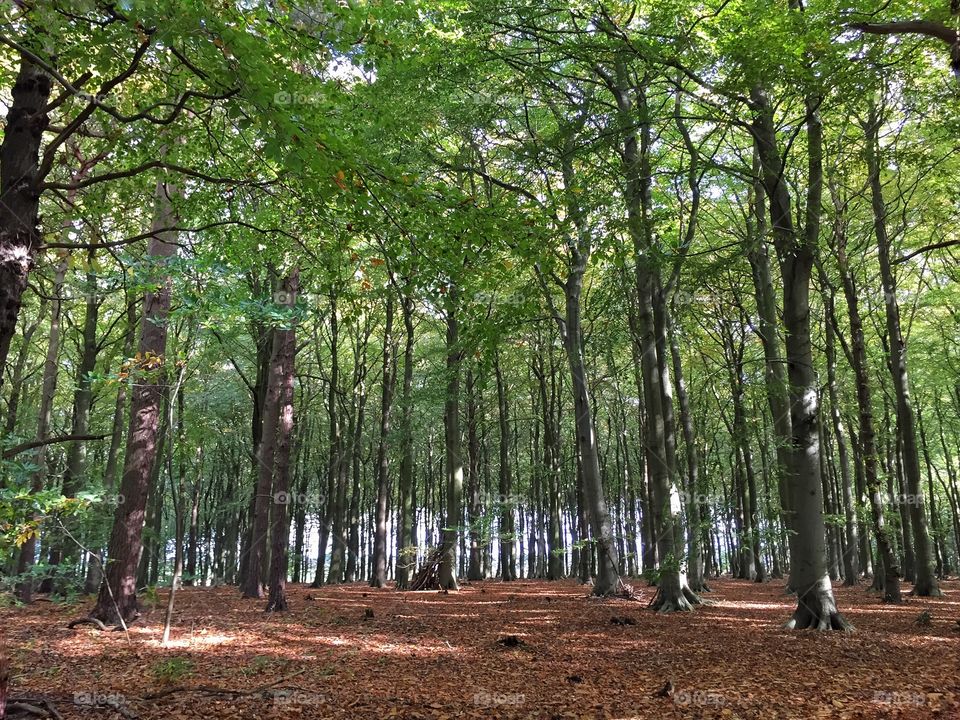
[266,271,298,611]
[91,178,180,625]
[863,111,940,597]
[747,152,795,588]
[0,55,51,379]
[438,289,462,590]
[466,367,483,581]
[820,271,860,585]
[16,257,67,602]
[494,350,516,581]
[372,295,396,587]
[836,224,902,601]
[395,292,416,589]
[48,250,101,591]
[752,86,849,629]
[241,305,283,599]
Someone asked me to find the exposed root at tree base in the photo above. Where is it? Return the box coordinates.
[67,616,108,631]
[785,588,853,631]
[909,585,943,598]
[649,585,701,613]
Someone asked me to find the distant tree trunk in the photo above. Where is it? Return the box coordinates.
[48,250,101,591]
[834,237,901,602]
[267,271,298,611]
[494,350,516,582]
[917,407,947,576]
[4,299,45,435]
[438,289,462,591]
[372,295,396,587]
[747,170,794,586]
[313,292,340,588]
[533,344,564,580]
[820,271,860,585]
[16,257,67,603]
[241,304,283,599]
[395,292,416,589]
[863,111,940,597]
[91,178,180,625]
[162,364,190,644]
[85,300,132,595]
[466,367,484,581]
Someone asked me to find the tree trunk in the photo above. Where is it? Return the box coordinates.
[863,111,940,597]
[493,350,516,581]
[0,55,51,380]
[267,271,298,611]
[91,178,180,625]
[372,295,396,587]
[16,257,67,603]
[752,86,849,629]
[438,289,462,590]
[395,292,416,589]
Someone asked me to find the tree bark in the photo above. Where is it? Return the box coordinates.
[371,295,396,587]
[438,288,462,590]
[0,55,51,381]
[266,271,298,611]
[91,178,180,625]
[863,111,940,597]
[752,86,850,629]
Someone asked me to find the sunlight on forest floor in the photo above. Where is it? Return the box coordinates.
[1,578,957,719]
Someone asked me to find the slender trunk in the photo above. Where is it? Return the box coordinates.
[372,296,396,587]
[494,350,516,581]
[864,111,940,597]
[267,271,298,611]
[438,289,462,590]
[16,258,67,602]
[91,178,180,624]
[395,293,416,589]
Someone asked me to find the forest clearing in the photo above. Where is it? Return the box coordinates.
[2,0,960,718]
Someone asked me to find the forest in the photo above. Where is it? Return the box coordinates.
[0,0,959,718]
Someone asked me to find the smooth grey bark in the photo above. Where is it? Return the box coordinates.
[819,267,860,585]
[747,153,795,586]
[752,86,850,629]
[466,367,484,581]
[494,350,516,581]
[394,292,416,589]
[834,238,901,602]
[863,111,940,597]
[438,288,462,590]
[371,295,396,587]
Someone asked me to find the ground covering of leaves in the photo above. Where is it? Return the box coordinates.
[0,577,957,719]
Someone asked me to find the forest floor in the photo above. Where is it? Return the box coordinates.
[0,577,958,719]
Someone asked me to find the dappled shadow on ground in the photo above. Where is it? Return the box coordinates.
[0,577,957,719]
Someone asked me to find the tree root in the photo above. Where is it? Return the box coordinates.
[909,583,943,598]
[66,616,126,632]
[785,584,854,631]
[6,698,63,720]
[649,583,701,613]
